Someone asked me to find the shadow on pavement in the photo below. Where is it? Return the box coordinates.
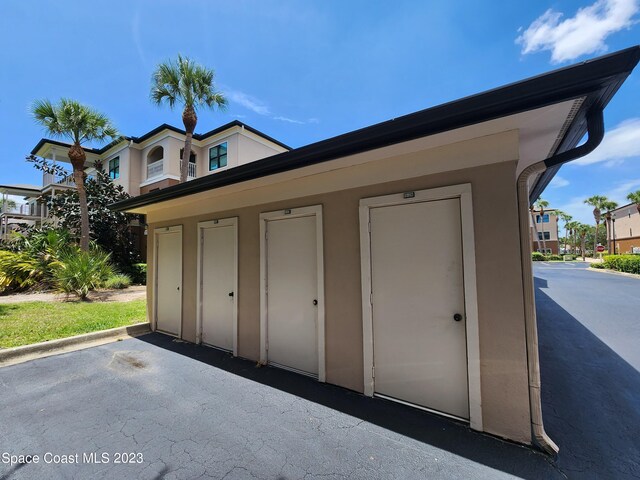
[135,333,561,480]
[535,276,640,479]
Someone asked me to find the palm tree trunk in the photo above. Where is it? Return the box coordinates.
[593,223,599,258]
[541,221,547,253]
[69,144,90,251]
[181,132,193,183]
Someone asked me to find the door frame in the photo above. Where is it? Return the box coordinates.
[259,205,326,382]
[153,225,183,338]
[196,217,239,356]
[359,183,482,431]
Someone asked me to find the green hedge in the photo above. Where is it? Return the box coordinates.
[532,252,545,261]
[602,255,640,274]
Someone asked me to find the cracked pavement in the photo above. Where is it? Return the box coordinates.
[535,262,640,480]
[1,334,562,480]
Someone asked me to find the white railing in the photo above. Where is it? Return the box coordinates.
[179,161,197,179]
[43,172,75,187]
[147,159,164,179]
[1,203,42,216]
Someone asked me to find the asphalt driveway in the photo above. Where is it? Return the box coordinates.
[535,262,640,479]
[0,334,560,480]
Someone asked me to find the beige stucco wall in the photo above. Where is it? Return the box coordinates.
[145,151,532,443]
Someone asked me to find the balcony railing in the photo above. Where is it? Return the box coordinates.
[179,161,197,179]
[43,172,75,188]
[1,203,42,217]
[147,159,164,179]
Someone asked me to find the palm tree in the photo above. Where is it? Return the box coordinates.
[31,99,118,251]
[567,220,580,255]
[584,195,610,258]
[535,198,550,253]
[556,210,572,254]
[151,55,227,183]
[0,198,17,212]
[576,223,590,260]
[627,190,640,214]
[602,201,618,254]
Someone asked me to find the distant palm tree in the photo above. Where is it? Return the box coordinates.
[535,198,550,253]
[602,201,618,254]
[151,54,227,183]
[627,190,640,214]
[576,223,590,260]
[584,195,610,258]
[0,198,17,212]
[556,210,572,254]
[566,220,580,255]
[31,99,118,251]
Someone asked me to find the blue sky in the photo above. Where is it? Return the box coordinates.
[0,0,638,223]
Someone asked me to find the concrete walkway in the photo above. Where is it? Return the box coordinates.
[0,333,561,480]
[0,285,146,304]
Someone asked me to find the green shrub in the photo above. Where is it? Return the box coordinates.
[102,274,131,289]
[0,250,40,291]
[53,248,114,299]
[532,252,545,261]
[546,254,563,261]
[129,263,147,285]
[590,262,606,269]
[602,255,640,274]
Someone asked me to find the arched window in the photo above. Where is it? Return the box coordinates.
[147,146,164,164]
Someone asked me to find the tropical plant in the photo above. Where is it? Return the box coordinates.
[151,55,227,183]
[602,200,618,254]
[30,98,118,251]
[0,198,17,212]
[584,195,611,258]
[53,247,114,299]
[556,210,572,254]
[627,190,640,214]
[103,273,132,289]
[576,223,590,260]
[41,163,142,271]
[566,220,580,255]
[535,198,550,252]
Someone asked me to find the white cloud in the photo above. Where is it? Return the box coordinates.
[550,175,570,188]
[226,90,271,116]
[273,116,305,124]
[555,179,640,223]
[574,118,640,166]
[516,0,639,63]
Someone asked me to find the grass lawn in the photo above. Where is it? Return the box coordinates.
[0,299,147,348]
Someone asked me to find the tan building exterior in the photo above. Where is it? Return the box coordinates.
[609,203,640,253]
[113,48,640,451]
[530,209,560,254]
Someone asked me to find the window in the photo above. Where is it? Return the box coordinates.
[537,231,551,240]
[108,157,120,179]
[536,214,550,223]
[209,142,228,171]
[180,148,197,163]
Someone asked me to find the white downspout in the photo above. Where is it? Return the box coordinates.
[517,162,559,455]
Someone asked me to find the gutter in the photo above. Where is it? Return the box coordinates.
[517,107,605,455]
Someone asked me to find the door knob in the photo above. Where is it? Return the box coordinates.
[229,292,234,297]
[313,299,318,306]
[177,286,180,291]
[453,313,463,322]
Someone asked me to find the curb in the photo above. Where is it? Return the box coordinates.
[0,322,151,365]
[586,267,640,279]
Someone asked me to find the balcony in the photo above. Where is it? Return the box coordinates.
[147,159,164,179]
[43,172,75,188]
[1,202,42,217]
[180,161,197,180]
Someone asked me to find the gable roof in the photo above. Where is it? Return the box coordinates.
[30,120,290,157]
[111,46,640,213]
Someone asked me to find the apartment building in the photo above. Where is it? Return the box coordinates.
[530,209,560,254]
[1,120,288,243]
[608,202,640,254]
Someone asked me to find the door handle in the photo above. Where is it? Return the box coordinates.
[313,299,318,306]
[229,292,234,297]
[453,313,463,322]
[177,286,180,291]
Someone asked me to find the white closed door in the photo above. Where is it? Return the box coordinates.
[266,215,318,376]
[201,224,236,351]
[370,198,469,419]
[156,230,182,336]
